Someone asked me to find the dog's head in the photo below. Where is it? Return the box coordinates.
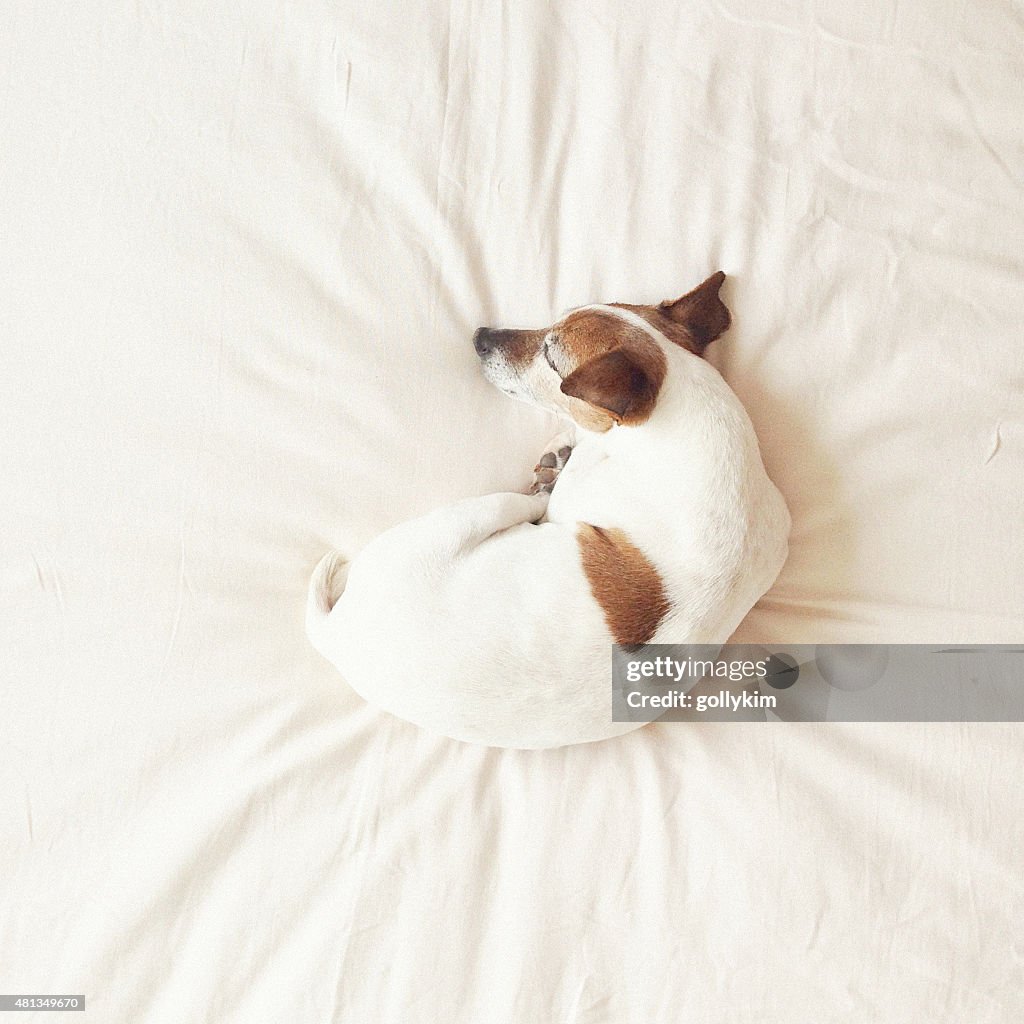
[473,272,731,432]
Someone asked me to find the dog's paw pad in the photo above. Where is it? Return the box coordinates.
[530,438,575,494]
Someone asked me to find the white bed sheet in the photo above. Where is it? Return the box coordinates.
[2,1,1022,1020]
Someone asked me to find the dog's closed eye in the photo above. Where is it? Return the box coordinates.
[542,335,566,377]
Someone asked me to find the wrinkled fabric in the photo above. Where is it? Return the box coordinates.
[1,1,1022,1021]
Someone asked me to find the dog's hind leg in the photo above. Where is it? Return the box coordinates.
[432,491,551,554]
[358,491,551,570]
[308,491,549,650]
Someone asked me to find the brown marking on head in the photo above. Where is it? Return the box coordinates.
[576,524,670,646]
[474,272,728,429]
[555,310,667,427]
[563,398,617,433]
[613,271,731,356]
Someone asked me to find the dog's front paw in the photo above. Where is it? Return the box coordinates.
[529,436,575,495]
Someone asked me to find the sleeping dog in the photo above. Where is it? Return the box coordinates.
[307,272,789,748]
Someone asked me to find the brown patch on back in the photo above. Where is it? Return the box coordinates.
[556,310,667,426]
[577,524,670,646]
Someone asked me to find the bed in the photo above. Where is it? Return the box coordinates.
[2,1,1022,1020]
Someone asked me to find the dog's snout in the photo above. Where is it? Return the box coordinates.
[473,327,494,357]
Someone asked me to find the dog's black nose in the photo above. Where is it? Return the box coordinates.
[473,327,493,357]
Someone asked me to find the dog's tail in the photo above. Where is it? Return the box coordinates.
[305,551,350,644]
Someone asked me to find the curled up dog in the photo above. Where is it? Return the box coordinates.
[307,272,790,749]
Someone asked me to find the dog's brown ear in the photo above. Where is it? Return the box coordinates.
[560,348,662,425]
[658,271,731,352]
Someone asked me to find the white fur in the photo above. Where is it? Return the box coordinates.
[307,308,790,749]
